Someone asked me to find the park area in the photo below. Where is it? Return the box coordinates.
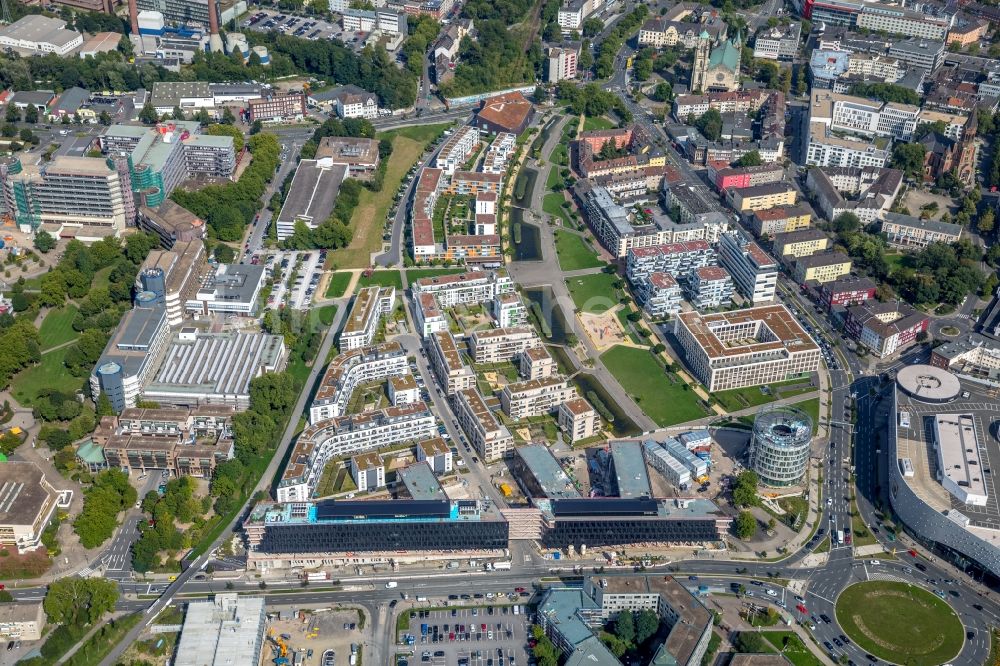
[554,230,603,271]
[600,345,710,426]
[712,378,816,413]
[835,581,963,666]
[566,273,620,313]
[328,123,450,269]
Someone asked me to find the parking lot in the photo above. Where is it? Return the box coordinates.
[264,250,326,310]
[242,9,344,43]
[398,599,532,666]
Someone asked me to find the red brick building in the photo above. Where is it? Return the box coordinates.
[248,92,306,123]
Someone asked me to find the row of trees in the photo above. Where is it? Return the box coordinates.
[593,6,649,79]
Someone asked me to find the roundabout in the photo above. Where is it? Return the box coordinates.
[834,581,964,666]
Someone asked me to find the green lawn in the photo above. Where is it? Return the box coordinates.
[357,270,404,290]
[713,378,815,412]
[566,273,620,313]
[790,397,821,434]
[390,123,453,143]
[543,192,572,226]
[835,582,963,666]
[92,266,113,291]
[546,165,562,189]
[315,305,338,327]
[11,347,82,405]
[554,230,603,272]
[884,253,916,273]
[39,305,79,350]
[600,345,709,426]
[325,272,353,299]
[583,115,616,131]
[761,631,824,666]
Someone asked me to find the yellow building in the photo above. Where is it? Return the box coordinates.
[794,252,852,284]
[728,183,796,212]
[750,205,812,236]
[772,228,830,258]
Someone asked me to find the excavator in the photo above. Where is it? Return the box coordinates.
[267,629,290,666]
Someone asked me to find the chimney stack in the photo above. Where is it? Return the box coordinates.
[127,0,139,36]
[207,0,224,53]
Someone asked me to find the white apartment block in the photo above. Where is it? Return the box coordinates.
[482,134,517,174]
[416,436,453,473]
[469,327,540,364]
[635,273,684,318]
[351,452,385,493]
[684,265,735,310]
[415,291,448,339]
[493,291,529,328]
[276,402,437,502]
[829,98,919,142]
[455,388,514,462]
[341,8,407,35]
[547,46,579,82]
[847,54,901,82]
[500,377,578,420]
[340,286,395,350]
[673,306,821,392]
[412,270,514,308]
[434,126,480,176]
[626,240,716,284]
[718,231,778,304]
[856,5,952,41]
[308,341,408,424]
[388,374,420,406]
[806,125,890,168]
[557,0,603,32]
[520,346,557,381]
[428,330,476,396]
[558,397,598,442]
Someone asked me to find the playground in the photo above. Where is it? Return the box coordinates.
[580,305,637,352]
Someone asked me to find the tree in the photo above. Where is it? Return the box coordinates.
[735,510,757,539]
[732,470,760,507]
[736,150,762,167]
[614,610,635,645]
[582,17,603,37]
[172,105,186,121]
[33,230,56,253]
[635,609,659,645]
[250,119,263,135]
[43,578,119,627]
[979,207,995,234]
[139,102,158,124]
[694,108,723,142]
[98,110,112,126]
[206,123,245,152]
[736,632,768,653]
[833,212,861,234]
[221,107,236,125]
[24,105,38,124]
[213,244,237,263]
[4,104,19,123]
[533,85,549,104]
[891,142,927,180]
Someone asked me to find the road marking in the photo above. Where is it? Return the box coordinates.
[807,590,836,605]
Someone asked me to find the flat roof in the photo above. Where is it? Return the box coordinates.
[516,443,580,499]
[196,263,264,303]
[0,462,55,527]
[399,461,446,501]
[934,413,987,504]
[148,331,284,397]
[610,441,651,498]
[174,595,266,666]
[277,160,347,227]
[676,304,819,360]
[418,436,450,457]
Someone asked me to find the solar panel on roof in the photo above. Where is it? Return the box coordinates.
[315,499,450,520]
[550,498,659,517]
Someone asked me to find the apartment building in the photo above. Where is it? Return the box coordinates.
[415,270,514,306]
[635,272,684,318]
[547,46,579,82]
[672,90,771,119]
[434,126,480,176]
[805,123,890,168]
[820,275,877,309]
[847,53,902,82]
[351,452,385,493]
[428,331,476,396]
[718,230,778,303]
[845,300,929,357]
[880,212,962,248]
[684,265,735,310]
[771,228,831,259]
[447,170,503,196]
[455,388,514,462]
[857,5,952,41]
[626,240,716,284]
[727,182,797,213]
[340,287,395,350]
[414,292,448,339]
[793,252,853,284]
[500,377,578,420]
[341,8,408,35]
[557,0,603,32]
[388,375,420,407]
[308,342,408,424]
[558,398,599,443]
[749,205,812,237]
[328,85,378,120]
[416,436,453,473]
[0,603,45,641]
[520,346,557,381]
[482,133,517,174]
[494,291,529,328]
[707,162,785,192]
[805,165,902,224]
[674,306,821,392]
[753,22,801,60]
[277,403,437,502]
[469,327,540,364]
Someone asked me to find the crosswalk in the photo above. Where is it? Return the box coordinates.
[865,571,908,583]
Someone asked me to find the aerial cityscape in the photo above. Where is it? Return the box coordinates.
[0,0,995,663]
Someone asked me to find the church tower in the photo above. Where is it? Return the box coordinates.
[691,30,712,93]
[957,110,978,185]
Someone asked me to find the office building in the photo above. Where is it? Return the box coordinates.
[634,272,684,318]
[247,92,305,123]
[500,377,578,420]
[749,404,813,486]
[888,37,945,72]
[174,595,266,666]
[0,603,46,641]
[673,306,821,392]
[684,265,734,310]
[136,241,208,326]
[351,452,385,493]
[309,342,408,424]
[511,443,580,500]
[90,305,171,412]
[185,263,265,317]
[469,327,540,364]
[793,252,852,284]
[340,286,395,350]
[0,462,62,554]
[398,461,447,500]
[137,200,207,248]
[820,276,877,309]
[805,123,890,168]
[277,402,437,502]
[455,388,514,462]
[0,15,82,55]
[474,91,534,136]
[718,230,778,303]
[274,160,347,240]
[749,205,812,237]
[558,398,599,443]
[341,8,408,35]
[880,212,962,248]
[626,240,716,284]
[428,331,476,396]
[328,84,378,119]
[772,228,830,259]
[416,436,453,474]
[857,5,952,40]
[314,136,381,178]
[142,329,286,409]
[805,165,902,224]
[753,22,801,60]
[845,300,929,357]
[520,346,557,381]
[547,46,579,82]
